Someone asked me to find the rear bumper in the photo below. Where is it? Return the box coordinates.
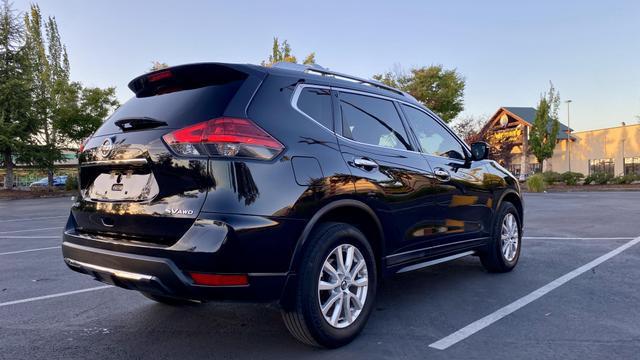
[62,240,289,301]
[61,212,306,302]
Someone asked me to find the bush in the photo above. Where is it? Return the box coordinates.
[583,175,593,185]
[541,171,562,185]
[526,174,546,192]
[65,175,79,191]
[561,171,584,185]
[611,174,639,185]
[584,172,613,185]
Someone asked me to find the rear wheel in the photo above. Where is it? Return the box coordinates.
[480,201,521,273]
[140,292,201,306]
[281,222,377,348]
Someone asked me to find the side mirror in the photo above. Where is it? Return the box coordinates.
[470,142,490,161]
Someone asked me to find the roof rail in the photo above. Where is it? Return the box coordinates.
[271,62,406,97]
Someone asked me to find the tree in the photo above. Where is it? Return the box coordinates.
[374,65,465,123]
[261,37,316,66]
[451,115,485,144]
[0,0,36,189]
[56,84,118,143]
[23,5,118,190]
[302,52,316,65]
[529,83,560,168]
[149,61,168,72]
[450,114,517,167]
[23,5,65,189]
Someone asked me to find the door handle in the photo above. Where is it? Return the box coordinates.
[433,167,451,182]
[353,157,379,170]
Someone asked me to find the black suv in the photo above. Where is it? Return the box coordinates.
[63,62,523,348]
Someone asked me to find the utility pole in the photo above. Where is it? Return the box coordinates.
[622,122,626,176]
[565,100,573,172]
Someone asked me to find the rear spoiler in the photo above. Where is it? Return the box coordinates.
[127,63,261,98]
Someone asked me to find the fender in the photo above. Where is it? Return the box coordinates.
[495,188,524,223]
[286,198,385,273]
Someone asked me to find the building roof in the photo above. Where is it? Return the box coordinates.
[499,107,574,140]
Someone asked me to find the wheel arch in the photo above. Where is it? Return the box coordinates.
[497,189,524,226]
[287,199,386,274]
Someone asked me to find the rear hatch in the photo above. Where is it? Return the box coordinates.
[72,63,265,246]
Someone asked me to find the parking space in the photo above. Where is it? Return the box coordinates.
[1,193,639,359]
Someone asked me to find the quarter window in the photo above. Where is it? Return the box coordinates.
[401,104,466,160]
[339,92,411,150]
[297,87,333,130]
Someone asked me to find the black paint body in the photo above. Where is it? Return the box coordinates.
[62,63,523,302]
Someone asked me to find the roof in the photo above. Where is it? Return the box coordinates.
[262,63,423,107]
[131,61,424,109]
[497,107,574,140]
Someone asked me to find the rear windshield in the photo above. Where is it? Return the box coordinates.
[94,80,244,136]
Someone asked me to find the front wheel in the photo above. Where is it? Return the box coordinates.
[480,201,522,273]
[281,222,377,348]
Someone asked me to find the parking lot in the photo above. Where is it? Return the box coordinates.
[1,192,639,359]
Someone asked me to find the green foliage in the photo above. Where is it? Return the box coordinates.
[0,0,37,189]
[56,84,118,142]
[584,172,613,185]
[561,171,584,185]
[610,174,639,185]
[529,83,560,166]
[0,3,119,190]
[262,37,315,67]
[373,65,465,122]
[64,173,78,191]
[526,173,546,192]
[302,52,315,65]
[541,171,562,185]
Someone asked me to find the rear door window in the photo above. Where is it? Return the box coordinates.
[296,87,333,130]
[338,92,411,150]
[95,81,245,136]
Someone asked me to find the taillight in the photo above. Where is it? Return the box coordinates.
[189,273,248,286]
[147,70,172,82]
[162,117,284,160]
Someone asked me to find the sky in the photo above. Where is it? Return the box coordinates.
[11,0,640,131]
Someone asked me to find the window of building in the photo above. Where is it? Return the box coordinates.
[509,165,521,177]
[624,157,640,176]
[297,87,333,130]
[339,92,411,150]
[400,104,466,160]
[529,163,542,174]
[589,158,615,175]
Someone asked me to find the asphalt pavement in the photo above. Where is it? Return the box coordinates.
[1,192,639,359]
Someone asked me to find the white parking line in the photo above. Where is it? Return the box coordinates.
[0,226,63,234]
[0,236,60,239]
[0,286,113,308]
[0,246,60,256]
[0,215,66,223]
[429,235,640,350]
[524,236,633,240]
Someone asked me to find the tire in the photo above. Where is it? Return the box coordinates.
[140,292,201,306]
[480,201,521,273]
[281,222,377,348]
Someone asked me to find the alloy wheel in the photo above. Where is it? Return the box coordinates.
[501,213,519,262]
[317,244,369,329]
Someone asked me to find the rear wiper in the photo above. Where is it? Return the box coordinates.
[114,117,168,131]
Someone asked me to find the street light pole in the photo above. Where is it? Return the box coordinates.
[565,100,573,172]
